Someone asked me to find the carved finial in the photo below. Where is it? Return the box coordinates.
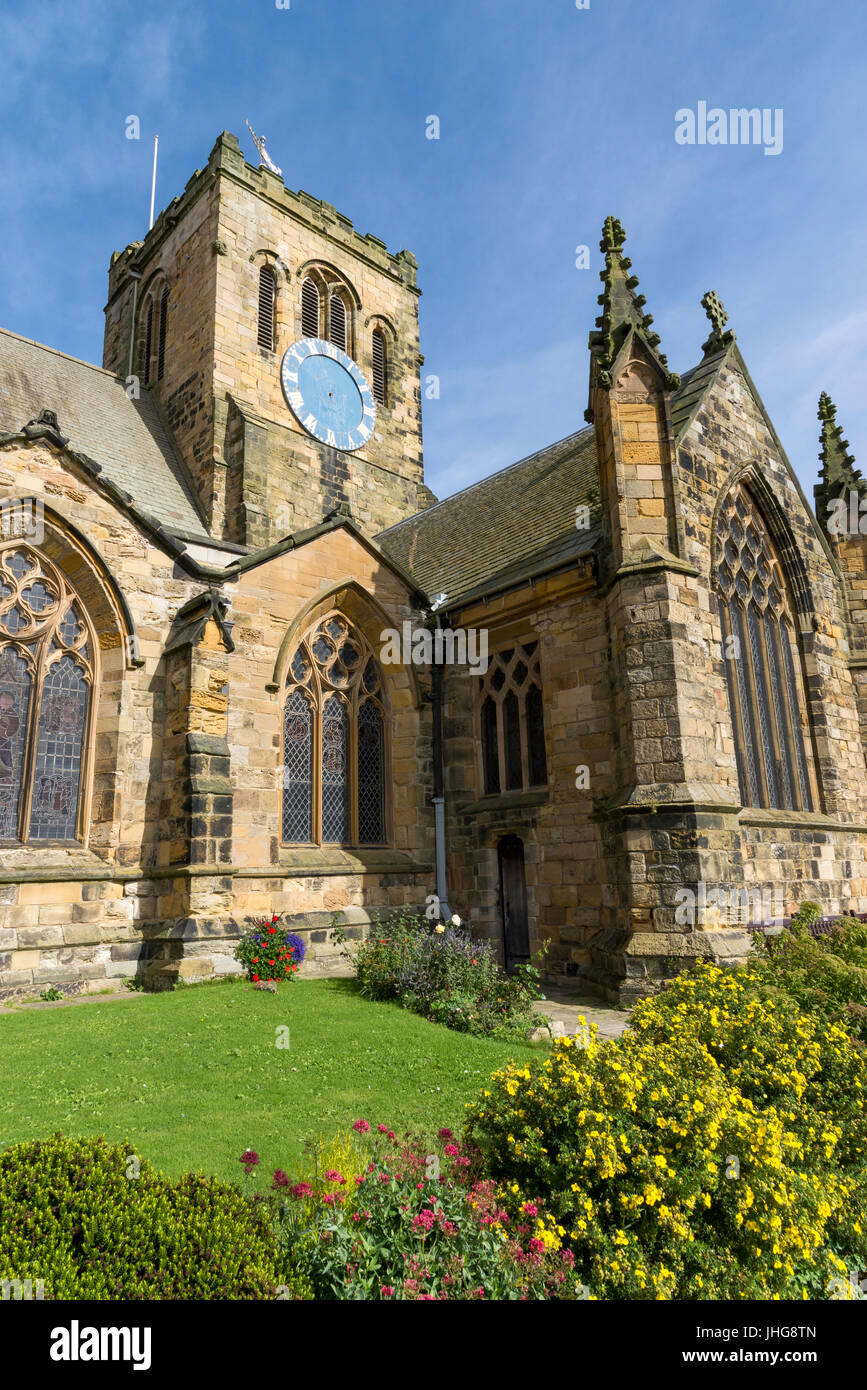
[815,390,865,531]
[600,216,626,255]
[700,290,735,355]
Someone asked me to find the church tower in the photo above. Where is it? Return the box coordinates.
[102,131,429,548]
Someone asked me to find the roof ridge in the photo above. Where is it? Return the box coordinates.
[378,424,594,537]
[0,324,119,381]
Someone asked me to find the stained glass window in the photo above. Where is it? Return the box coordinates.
[0,544,93,843]
[715,483,814,811]
[282,689,313,843]
[479,640,547,795]
[357,700,384,843]
[281,612,387,845]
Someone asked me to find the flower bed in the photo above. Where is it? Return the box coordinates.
[333,906,546,1040]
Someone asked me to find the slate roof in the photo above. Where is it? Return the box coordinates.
[669,348,728,443]
[378,427,601,607]
[378,355,726,607]
[0,327,208,538]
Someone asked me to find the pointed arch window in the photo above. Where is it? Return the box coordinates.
[257,265,276,350]
[716,483,815,811]
[371,327,388,405]
[301,276,321,338]
[157,287,169,381]
[328,292,347,352]
[478,641,547,795]
[0,543,95,843]
[282,613,388,844]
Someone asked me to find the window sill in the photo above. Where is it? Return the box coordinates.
[455,788,549,816]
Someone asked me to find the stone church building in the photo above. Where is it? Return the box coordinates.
[1,130,866,1004]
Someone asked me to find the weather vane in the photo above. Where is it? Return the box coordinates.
[245,120,283,177]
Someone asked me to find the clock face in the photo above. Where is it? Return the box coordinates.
[281,338,376,451]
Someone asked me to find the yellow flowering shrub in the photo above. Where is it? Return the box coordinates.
[465,963,867,1300]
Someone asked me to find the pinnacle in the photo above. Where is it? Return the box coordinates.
[815,391,865,527]
[588,218,680,391]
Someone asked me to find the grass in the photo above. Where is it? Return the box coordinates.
[0,977,541,1187]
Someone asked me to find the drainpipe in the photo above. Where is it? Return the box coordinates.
[430,616,452,922]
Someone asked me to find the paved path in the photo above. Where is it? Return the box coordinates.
[531,985,630,1042]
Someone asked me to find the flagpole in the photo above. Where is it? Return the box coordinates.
[149,135,159,231]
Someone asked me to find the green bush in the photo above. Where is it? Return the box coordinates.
[465,962,867,1300]
[0,1134,281,1299]
[334,906,546,1040]
[751,904,867,1052]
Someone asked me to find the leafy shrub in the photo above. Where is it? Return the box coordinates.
[465,962,867,1300]
[264,1123,580,1300]
[0,1134,281,1299]
[751,904,867,1052]
[235,912,306,983]
[334,906,545,1039]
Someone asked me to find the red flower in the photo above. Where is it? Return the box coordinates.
[252,974,259,982]
[268,927,276,934]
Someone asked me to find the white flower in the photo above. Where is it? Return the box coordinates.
[434,924,445,934]
[450,914,462,927]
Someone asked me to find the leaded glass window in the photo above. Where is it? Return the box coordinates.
[715,483,815,811]
[281,612,388,844]
[478,640,547,795]
[0,543,94,842]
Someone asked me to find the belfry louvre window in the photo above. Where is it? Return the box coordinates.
[716,483,815,811]
[257,265,276,350]
[157,287,169,382]
[301,276,320,338]
[282,613,387,845]
[328,293,347,352]
[478,641,547,795]
[371,328,387,405]
[143,304,154,386]
[0,543,94,843]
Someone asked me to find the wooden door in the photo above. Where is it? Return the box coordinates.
[498,835,530,972]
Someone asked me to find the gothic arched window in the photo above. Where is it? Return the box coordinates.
[328,292,348,352]
[257,265,276,350]
[371,327,388,405]
[478,641,547,795]
[282,613,387,845]
[715,483,815,811]
[301,276,321,338]
[0,543,95,843]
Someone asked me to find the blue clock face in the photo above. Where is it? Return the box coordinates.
[281,338,377,451]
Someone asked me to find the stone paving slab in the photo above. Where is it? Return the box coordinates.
[531,989,630,1042]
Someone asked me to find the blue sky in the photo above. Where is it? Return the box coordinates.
[0,0,864,505]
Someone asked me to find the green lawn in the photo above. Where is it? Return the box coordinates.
[0,978,540,1186]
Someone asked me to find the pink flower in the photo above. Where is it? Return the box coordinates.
[529,1238,545,1255]
[353,1119,371,1133]
[377,1124,389,1133]
[381,1285,395,1297]
[323,1169,345,1184]
[438,1128,454,1139]
[443,1144,460,1157]
[354,1174,366,1187]
[521,1202,539,1218]
[412,1209,436,1233]
[290,1181,312,1199]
